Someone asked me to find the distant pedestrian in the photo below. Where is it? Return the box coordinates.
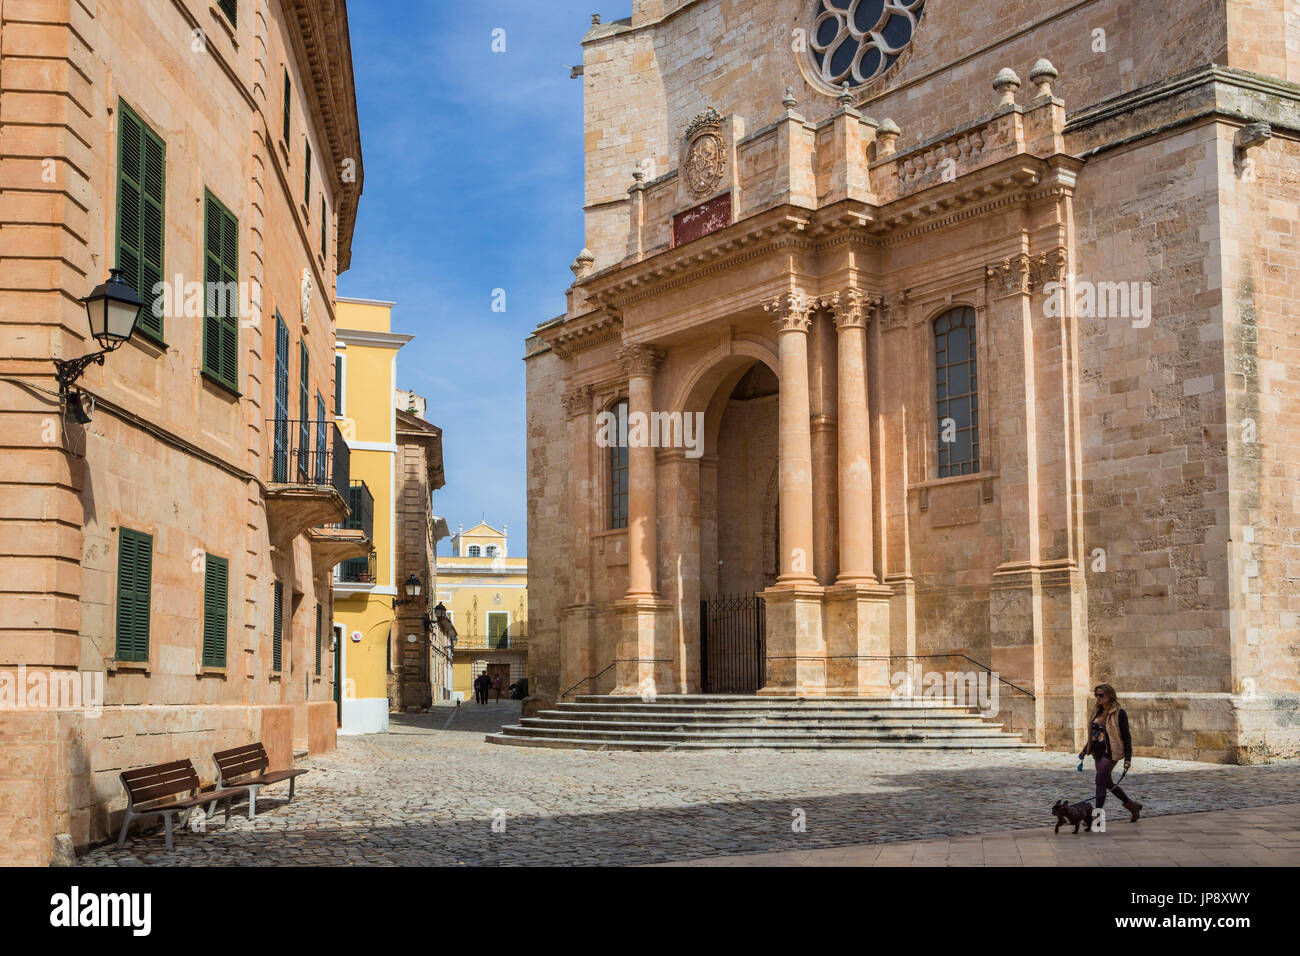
[474,672,488,705]
[492,674,502,702]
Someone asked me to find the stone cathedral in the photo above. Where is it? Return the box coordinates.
[524,0,1300,762]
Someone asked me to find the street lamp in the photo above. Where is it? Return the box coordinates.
[55,269,145,421]
[392,573,423,608]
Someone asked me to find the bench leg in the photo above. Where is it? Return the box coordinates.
[288,776,296,803]
[115,810,134,849]
[247,785,260,820]
[163,812,174,851]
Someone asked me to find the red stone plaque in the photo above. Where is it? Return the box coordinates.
[672,193,732,248]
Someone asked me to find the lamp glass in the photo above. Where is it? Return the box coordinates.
[84,269,144,350]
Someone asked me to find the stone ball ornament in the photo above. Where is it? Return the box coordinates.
[808,0,927,91]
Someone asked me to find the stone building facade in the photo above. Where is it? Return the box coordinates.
[524,0,1300,763]
[0,0,364,864]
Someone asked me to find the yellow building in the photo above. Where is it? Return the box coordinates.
[439,523,528,701]
[332,298,413,733]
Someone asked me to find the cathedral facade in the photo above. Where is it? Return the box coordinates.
[524,0,1300,762]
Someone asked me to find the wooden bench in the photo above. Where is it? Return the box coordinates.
[212,742,309,819]
[116,759,243,850]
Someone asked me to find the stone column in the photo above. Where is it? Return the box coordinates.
[619,344,663,600]
[613,344,671,696]
[759,290,825,695]
[825,289,877,584]
[764,291,818,588]
[822,289,893,694]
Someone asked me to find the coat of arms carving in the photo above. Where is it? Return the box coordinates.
[683,107,726,199]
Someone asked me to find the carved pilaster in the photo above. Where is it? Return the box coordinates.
[986,248,1068,297]
[561,384,593,420]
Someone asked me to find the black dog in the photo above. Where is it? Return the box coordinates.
[1052,799,1095,834]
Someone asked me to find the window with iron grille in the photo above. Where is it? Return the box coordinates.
[608,398,629,529]
[934,306,980,477]
[314,604,322,676]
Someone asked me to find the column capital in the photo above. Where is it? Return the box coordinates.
[821,288,883,330]
[764,289,815,334]
[985,247,1068,298]
[617,343,664,378]
[561,384,594,419]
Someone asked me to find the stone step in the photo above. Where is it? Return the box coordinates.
[485,733,1036,752]
[489,694,1034,752]
[501,723,1027,742]
[527,715,998,731]
[556,701,979,716]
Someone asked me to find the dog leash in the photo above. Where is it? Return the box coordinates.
[1073,759,1128,804]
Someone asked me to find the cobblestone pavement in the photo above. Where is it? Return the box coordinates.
[81,701,1300,866]
[669,803,1300,866]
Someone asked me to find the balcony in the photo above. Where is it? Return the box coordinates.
[335,484,377,592]
[311,480,375,574]
[454,633,528,652]
[265,418,357,552]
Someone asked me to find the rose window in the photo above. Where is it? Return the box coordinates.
[809,0,926,89]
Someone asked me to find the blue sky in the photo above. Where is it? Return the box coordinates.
[339,1,631,556]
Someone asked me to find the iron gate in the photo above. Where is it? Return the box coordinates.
[700,594,766,693]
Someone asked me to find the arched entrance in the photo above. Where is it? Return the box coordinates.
[699,361,779,693]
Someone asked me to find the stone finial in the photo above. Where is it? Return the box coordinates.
[592,14,601,26]
[877,118,901,156]
[632,160,646,184]
[1029,58,1058,98]
[570,248,595,279]
[837,82,854,108]
[782,86,798,110]
[993,67,1021,107]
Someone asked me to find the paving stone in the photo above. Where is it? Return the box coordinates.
[78,702,1300,867]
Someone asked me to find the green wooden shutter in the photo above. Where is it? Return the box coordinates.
[116,101,165,343]
[218,0,237,28]
[314,605,323,676]
[304,141,312,206]
[272,580,283,672]
[202,191,239,392]
[282,69,291,142]
[320,198,327,256]
[115,529,153,662]
[273,312,290,481]
[202,554,229,667]
[298,341,310,479]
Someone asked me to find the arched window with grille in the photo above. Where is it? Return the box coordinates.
[934,307,980,477]
[468,545,481,557]
[608,398,629,529]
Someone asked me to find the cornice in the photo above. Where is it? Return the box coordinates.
[286,0,364,271]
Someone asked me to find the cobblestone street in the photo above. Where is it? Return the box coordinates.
[82,702,1300,866]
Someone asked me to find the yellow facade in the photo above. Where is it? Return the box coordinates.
[437,523,528,700]
[333,298,413,733]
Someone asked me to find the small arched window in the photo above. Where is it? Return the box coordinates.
[468,545,481,557]
[608,398,629,529]
[934,307,979,478]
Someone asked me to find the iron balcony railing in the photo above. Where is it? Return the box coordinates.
[454,633,528,651]
[340,480,374,539]
[337,549,377,585]
[269,418,349,499]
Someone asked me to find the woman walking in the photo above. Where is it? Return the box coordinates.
[1079,683,1143,822]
